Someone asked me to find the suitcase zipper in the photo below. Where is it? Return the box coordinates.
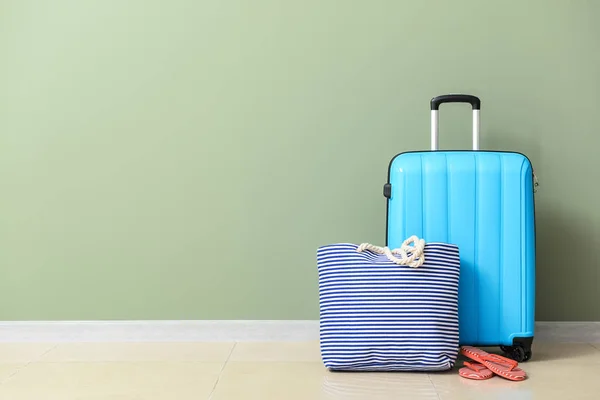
[384,169,539,196]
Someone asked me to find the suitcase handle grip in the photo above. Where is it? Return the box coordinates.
[430,94,481,110]
[430,94,480,151]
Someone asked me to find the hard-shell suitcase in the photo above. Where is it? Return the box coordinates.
[383,94,536,362]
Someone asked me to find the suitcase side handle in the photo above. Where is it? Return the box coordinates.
[430,94,481,151]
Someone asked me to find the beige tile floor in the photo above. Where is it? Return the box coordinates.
[0,340,598,399]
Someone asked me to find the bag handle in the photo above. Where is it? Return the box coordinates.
[357,235,425,268]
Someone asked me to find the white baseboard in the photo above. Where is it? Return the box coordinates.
[0,320,598,343]
[534,321,600,343]
[0,320,320,343]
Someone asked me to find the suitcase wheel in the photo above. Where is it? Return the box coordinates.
[500,337,533,362]
[500,345,532,363]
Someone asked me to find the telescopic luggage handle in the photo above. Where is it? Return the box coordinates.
[430,94,481,151]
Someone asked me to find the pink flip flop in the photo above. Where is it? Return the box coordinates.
[459,361,494,380]
[460,346,527,381]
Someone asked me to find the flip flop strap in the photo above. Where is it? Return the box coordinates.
[482,353,518,370]
[461,346,519,370]
[463,361,485,372]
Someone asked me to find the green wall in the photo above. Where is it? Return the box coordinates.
[1,1,598,321]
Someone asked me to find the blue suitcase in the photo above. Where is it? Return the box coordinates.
[383,94,536,362]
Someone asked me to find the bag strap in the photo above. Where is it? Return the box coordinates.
[356,235,425,268]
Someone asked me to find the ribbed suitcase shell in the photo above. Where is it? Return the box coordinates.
[385,150,536,348]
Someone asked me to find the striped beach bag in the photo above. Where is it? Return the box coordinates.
[316,236,461,371]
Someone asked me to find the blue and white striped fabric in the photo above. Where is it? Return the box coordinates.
[317,242,461,371]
